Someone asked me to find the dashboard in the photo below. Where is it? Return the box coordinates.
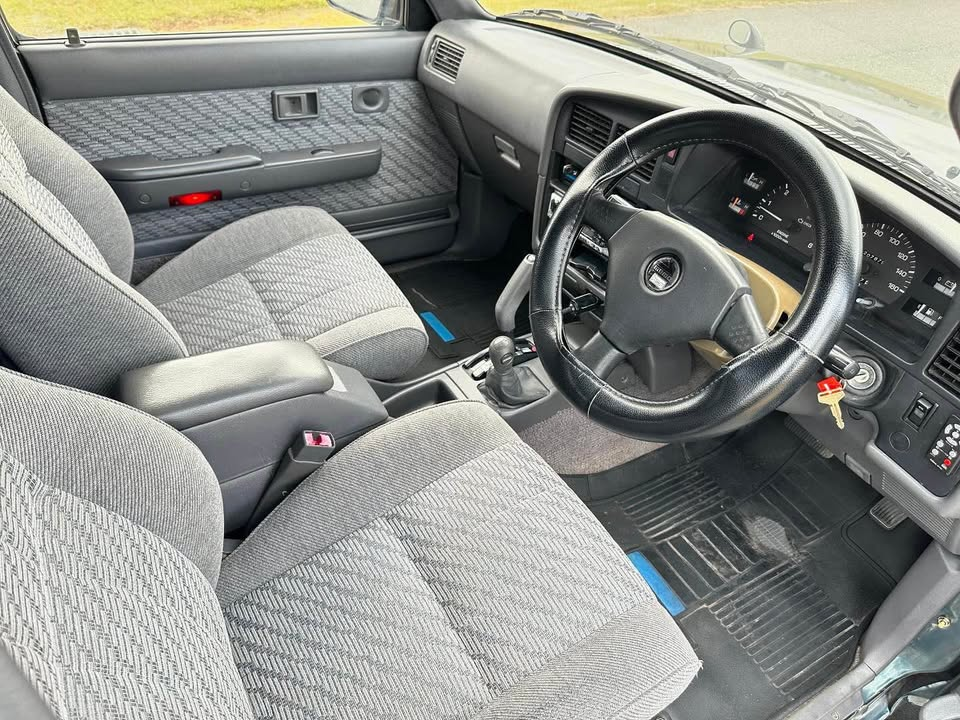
[417,18,960,552]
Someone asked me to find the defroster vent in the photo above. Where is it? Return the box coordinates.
[929,328,960,397]
[428,37,465,82]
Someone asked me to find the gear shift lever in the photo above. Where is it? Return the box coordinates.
[482,335,548,408]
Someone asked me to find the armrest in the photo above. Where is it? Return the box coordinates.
[114,340,334,430]
[93,145,262,181]
[114,340,388,533]
[97,140,382,213]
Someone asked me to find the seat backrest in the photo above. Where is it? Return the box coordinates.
[0,367,253,718]
[0,88,187,393]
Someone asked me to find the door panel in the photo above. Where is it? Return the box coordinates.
[18,31,459,270]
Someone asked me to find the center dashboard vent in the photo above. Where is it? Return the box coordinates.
[427,37,465,82]
[929,329,960,396]
[567,107,659,183]
[568,103,614,154]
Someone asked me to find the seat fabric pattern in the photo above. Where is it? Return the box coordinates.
[0,86,133,279]
[219,401,699,720]
[0,98,187,393]
[0,370,253,719]
[0,458,252,720]
[138,207,428,380]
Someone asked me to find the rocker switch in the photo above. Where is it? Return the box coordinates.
[905,394,936,429]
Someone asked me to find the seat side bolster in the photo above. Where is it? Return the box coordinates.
[308,306,428,380]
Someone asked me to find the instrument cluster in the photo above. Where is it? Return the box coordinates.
[694,157,958,354]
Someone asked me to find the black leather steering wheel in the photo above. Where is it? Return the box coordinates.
[530,107,862,441]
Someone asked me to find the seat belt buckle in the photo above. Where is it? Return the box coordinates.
[291,430,335,465]
[243,430,336,533]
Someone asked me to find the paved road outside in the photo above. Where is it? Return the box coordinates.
[620,0,959,102]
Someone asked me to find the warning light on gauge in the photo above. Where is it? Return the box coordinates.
[743,171,767,191]
[728,196,750,216]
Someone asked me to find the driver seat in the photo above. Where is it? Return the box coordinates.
[0,368,699,719]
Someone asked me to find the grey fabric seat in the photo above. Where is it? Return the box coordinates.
[0,88,427,392]
[0,368,699,719]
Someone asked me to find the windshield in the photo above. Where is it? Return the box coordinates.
[482,1,960,206]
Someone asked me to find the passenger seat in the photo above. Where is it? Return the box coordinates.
[0,87,427,392]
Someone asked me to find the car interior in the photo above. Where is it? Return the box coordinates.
[1,0,960,719]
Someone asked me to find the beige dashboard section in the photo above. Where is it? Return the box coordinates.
[692,248,801,367]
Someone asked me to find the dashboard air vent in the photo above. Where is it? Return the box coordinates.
[428,37,465,82]
[930,330,960,396]
[614,123,657,183]
[568,104,613,154]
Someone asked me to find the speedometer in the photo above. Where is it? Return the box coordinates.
[859,222,916,304]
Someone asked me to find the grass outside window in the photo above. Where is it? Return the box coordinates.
[6,0,801,39]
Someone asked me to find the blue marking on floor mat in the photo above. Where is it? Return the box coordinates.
[420,311,456,342]
[628,551,685,616]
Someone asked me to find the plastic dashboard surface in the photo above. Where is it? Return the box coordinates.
[418,18,960,549]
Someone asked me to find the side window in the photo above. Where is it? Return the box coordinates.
[3,0,402,39]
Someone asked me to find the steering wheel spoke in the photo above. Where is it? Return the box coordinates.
[713,294,769,358]
[573,330,626,380]
[583,191,640,241]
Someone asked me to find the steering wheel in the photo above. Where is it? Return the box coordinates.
[530,107,862,441]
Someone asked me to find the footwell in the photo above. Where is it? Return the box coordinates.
[586,417,930,720]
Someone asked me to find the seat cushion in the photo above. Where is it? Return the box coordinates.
[218,401,699,720]
[137,207,428,380]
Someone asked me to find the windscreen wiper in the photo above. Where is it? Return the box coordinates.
[504,9,960,205]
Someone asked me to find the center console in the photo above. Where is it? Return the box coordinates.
[115,340,387,533]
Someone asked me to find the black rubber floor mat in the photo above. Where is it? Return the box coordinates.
[587,418,930,720]
[391,258,530,377]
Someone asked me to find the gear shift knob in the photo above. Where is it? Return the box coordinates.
[481,335,547,408]
[489,335,516,373]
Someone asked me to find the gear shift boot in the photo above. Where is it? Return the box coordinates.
[481,335,549,408]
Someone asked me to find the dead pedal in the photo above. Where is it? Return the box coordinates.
[870,497,908,530]
[784,415,834,458]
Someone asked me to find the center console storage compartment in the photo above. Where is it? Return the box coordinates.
[382,374,462,417]
[115,340,387,532]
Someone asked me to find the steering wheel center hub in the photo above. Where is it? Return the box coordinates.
[643,253,683,293]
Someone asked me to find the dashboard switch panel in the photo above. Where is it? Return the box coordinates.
[928,416,960,474]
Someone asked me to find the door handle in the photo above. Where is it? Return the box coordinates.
[272,89,320,121]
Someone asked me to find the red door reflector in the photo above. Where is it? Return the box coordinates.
[169,190,222,207]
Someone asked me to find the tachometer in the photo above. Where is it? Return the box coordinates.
[859,222,916,304]
[750,183,815,256]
